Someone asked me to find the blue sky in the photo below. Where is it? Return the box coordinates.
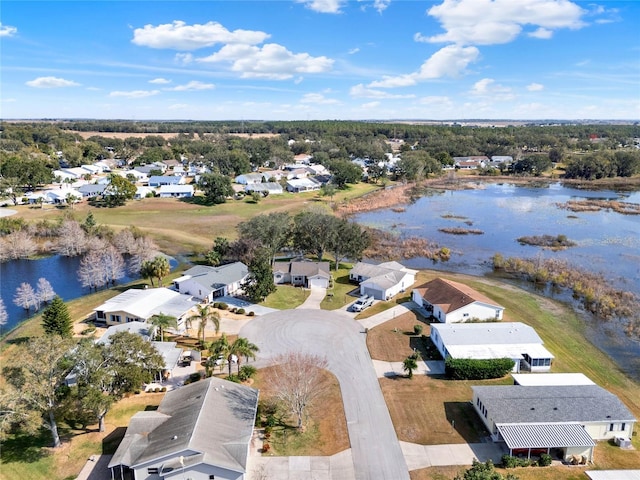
[1,0,639,121]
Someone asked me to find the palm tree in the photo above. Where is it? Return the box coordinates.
[402,355,418,379]
[230,337,259,375]
[192,305,220,345]
[149,312,177,342]
[207,333,231,374]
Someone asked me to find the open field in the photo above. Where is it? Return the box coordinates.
[9,182,382,256]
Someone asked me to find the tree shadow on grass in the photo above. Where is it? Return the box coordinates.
[0,429,51,463]
[4,336,32,346]
[179,196,216,207]
[444,401,490,443]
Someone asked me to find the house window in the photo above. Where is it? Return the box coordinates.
[495,310,500,318]
[209,476,215,480]
[610,423,615,431]
[110,314,121,323]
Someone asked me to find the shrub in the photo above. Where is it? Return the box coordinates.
[213,302,220,308]
[160,387,167,392]
[154,387,161,393]
[445,357,515,380]
[134,390,140,395]
[501,454,533,468]
[229,307,237,313]
[226,374,240,383]
[262,442,270,453]
[413,324,423,335]
[238,365,257,381]
[237,308,246,315]
[218,302,228,310]
[538,453,552,466]
[188,372,202,383]
[248,311,255,316]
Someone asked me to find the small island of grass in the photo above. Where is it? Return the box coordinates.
[516,234,576,250]
[438,227,484,235]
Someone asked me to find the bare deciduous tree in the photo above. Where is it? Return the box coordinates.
[265,351,329,430]
[113,228,136,254]
[127,236,159,275]
[101,244,125,286]
[0,298,8,332]
[1,230,37,260]
[13,282,39,311]
[36,277,56,305]
[78,250,108,290]
[55,219,88,256]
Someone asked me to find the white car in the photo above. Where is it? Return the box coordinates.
[351,294,374,312]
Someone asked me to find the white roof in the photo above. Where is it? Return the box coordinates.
[159,184,193,193]
[585,471,640,480]
[512,373,594,387]
[94,288,199,319]
[447,343,554,361]
[431,322,543,346]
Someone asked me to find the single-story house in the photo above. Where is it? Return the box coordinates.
[412,278,505,323]
[173,262,249,302]
[286,177,321,193]
[472,384,636,462]
[234,173,264,185]
[148,175,184,187]
[134,186,155,199]
[273,260,331,288]
[511,373,595,387]
[158,185,194,198]
[284,168,309,180]
[135,163,167,175]
[260,170,283,181]
[66,322,183,387]
[490,156,513,163]
[78,183,107,198]
[244,183,283,195]
[93,288,199,330]
[431,322,554,373]
[117,169,148,182]
[349,261,417,300]
[108,377,259,480]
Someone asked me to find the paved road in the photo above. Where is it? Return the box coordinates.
[240,309,411,480]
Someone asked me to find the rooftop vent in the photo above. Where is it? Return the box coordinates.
[172,435,178,440]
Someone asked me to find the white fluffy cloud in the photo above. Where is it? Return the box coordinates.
[295,0,344,14]
[198,43,333,80]
[350,84,415,99]
[167,81,215,91]
[426,0,586,45]
[132,20,270,50]
[527,82,544,91]
[368,44,479,88]
[109,90,160,98]
[300,93,340,104]
[0,23,17,37]
[149,78,171,84]
[470,78,515,100]
[26,76,80,88]
[373,0,391,13]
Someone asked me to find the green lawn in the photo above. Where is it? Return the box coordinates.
[261,285,309,309]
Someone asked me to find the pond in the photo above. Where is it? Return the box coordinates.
[0,255,177,334]
[355,182,640,380]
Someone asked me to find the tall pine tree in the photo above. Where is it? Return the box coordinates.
[42,296,73,337]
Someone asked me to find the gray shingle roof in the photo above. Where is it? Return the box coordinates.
[110,377,258,472]
[497,423,595,449]
[432,322,543,346]
[473,385,636,424]
[179,262,249,290]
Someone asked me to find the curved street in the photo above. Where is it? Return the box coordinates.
[240,307,411,480]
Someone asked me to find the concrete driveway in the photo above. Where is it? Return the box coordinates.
[240,309,411,480]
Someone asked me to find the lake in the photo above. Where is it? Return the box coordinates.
[0,255,141,333]
[355,181,640,380]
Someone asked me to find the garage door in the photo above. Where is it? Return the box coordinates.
[308,277,329,289]
[362,286,383,300]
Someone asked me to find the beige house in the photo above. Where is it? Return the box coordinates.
[472,384,636,462]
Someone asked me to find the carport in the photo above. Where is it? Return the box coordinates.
[497,422,595,462]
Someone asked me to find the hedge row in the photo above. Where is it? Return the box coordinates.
[445,357,515,380]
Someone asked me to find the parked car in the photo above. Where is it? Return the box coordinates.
[351,294,374,312]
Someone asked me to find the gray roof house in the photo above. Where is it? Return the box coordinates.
[244,182,284,195]
[108,377,259,480]
[349,261,417,300]
[430,322,554,373]
[148,175,184,187]
[472,384,636,462]
[273,260,331,288]
[173,262,249,302]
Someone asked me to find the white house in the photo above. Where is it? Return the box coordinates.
[109,377,258,480]
[273,260,331,288]
[412,278,505,323]
[173,263,249,302]
[244,183,283,195]
[472,384,636,462]
[430,322,554,373]
[134,186,155,199]
[234,173,264,185]
[158,184,194,198]
[148,175,184,187]
[286,177,321,193]
[93,288,199,331]
[349,261,417,300]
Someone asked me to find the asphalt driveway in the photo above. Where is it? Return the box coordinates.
[240,308,411,480]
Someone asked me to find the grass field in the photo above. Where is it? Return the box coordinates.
[11,182,382,257]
